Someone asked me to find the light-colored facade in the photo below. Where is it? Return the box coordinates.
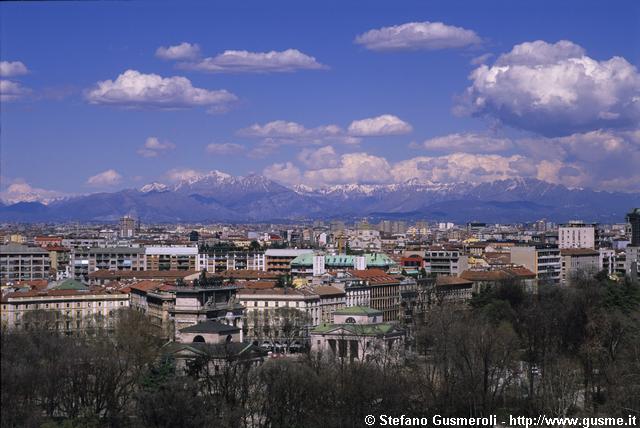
[313,285,346,324]
[145,246,198,271]
[71,247,145,279]
[560,249,600,285]
[559,222,597,249]
[119,215,136,238]
[198,251,265,273]
[264,249,314,274]
[238,287,321,327]
[424,247,469,277]
[510,245,561,285]
[1,288,129,331]
[310,307,405,361]
[1,243,51,284]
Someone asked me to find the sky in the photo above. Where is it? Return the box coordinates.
[1,0,639,203]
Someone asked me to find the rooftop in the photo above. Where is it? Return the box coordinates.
[333,306,382,316]
[290,252,397,268]
[311,322,403,336]
[312,285,346,296]
[560,248,600,256]
[51,279,89,291]
[179,320,240,334]
[0,243,50,255]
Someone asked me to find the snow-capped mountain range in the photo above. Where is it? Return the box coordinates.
[1,171,638,223]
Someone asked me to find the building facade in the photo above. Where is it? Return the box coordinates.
[559,222,597,249]
[1,243,51,284]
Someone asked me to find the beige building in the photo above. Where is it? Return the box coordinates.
[145,246,198,271]
[264,249,314,274]
[560,249,600,285]
[346,269,404,322]
[1,281,129,332]
[313,285,346,324]
[238,287,321,326]
[510,245,561,285]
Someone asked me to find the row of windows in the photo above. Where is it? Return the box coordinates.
[3,300,126,310]
[249,300,304,308]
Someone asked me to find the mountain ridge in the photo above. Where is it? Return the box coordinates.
[1,174,638,223]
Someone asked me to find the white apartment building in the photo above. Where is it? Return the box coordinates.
[71,247,145,279]
[424,247,469,277]
[559,222,597,249]
[197,251,265,273]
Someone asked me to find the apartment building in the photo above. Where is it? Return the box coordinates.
[1,283,129,331]
[290,252,397,277]
[145,246,198,271]
[264,249,314,274]
[198,251,265,273]
[560,249,600,285]
[346,269,404,322]
[0,243,51,283]
[71,247,145,279]
[424,247,469,277]
[559,221,598,249]
[510,244,561,285]
[238,287,321,338]
[313,285,346,324]
[599,248,627,277]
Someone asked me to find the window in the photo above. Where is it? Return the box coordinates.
[254,302,258,307]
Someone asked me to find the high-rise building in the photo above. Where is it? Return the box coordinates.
[627,208,640,246]
[119,215,136,238]
[625,208,640,279]
[559,221,597,249]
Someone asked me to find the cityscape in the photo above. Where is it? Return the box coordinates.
[1,1,639,428]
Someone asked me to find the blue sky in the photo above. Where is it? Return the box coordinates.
[1,0,639,202]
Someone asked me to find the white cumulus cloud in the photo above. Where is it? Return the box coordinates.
[263,162,303,185]
[421,133,513,153]
[0,80,30,102]
[348,114,413,136]
[0,61,29,77]
[297,146,339,168]
[179,49,327,73]
[459,40,640,136]
[85,69,237,110]
[137,137,176,157]
[86,169,122,187]
[156,42,201,60]
[355,21,481,51]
